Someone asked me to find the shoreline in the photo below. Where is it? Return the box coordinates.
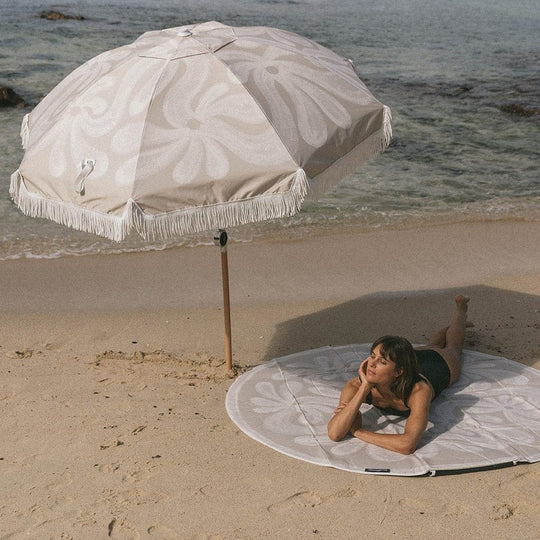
[1,219,539,538]
[2,213,539,262]
[2,219,539,312]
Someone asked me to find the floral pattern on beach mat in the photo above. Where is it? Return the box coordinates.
[225,345,540,475]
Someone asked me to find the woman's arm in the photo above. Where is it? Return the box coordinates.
[350,383,431,455]
[327,360,373,442]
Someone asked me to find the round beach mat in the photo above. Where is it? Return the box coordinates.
[226,345,540,476]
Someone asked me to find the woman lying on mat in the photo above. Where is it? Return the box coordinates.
[327,295,471,454]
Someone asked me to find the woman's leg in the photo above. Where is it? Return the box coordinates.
[435,295,470,385]
[425,326,449,349]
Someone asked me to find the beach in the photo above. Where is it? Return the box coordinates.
[1,219,539,539]
[1,0,539,537]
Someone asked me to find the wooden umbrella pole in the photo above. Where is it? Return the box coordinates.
[216,230,233,371]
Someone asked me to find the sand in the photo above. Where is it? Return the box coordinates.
[1,219,539,539]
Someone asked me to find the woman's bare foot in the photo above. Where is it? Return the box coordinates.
[455,295,474,327]
[437,295,472,384]
[455,294,470,312]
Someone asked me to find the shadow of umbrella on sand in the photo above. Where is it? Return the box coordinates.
[10,21,391,370]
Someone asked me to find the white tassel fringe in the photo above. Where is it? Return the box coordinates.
[10,170,130,242]
[130,168,310,241]
[10,168,310,243]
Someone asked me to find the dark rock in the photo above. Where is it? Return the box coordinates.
[0,85,26,108]
[456,85,473,94]
[500,104,537,117]
[39,10,85,21]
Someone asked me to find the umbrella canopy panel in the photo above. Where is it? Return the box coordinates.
[11,21,391,241]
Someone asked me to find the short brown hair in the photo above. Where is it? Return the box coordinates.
[370,335,420,400]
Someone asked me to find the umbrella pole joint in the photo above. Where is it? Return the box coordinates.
[214,229,233,371]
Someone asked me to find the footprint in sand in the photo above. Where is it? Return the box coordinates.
[98,462,121,473]
[108,517,140,539]
[491,503,516,520]
[147,525,179,538]
[267,487,363,513]
[267,487,361,513]
[325,487,362,501]
[398,497,472,518]
[46,493,73,510]
[6,348,33,359]
[122,469,152,483]
[0,389,15,401]
[45,471,73,491]
[100,440,125,450]
[267,490,324,513]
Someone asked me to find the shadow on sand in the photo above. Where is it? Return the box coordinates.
[262,285,539,367]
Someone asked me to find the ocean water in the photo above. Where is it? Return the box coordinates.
[1,0,538,259]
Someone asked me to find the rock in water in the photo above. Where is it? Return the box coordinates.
[500,104,537,117]
[39,10,85,20]
[0,86,26,108]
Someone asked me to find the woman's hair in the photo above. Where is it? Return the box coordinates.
[370,335,420,400]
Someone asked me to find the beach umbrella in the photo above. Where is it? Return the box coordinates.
[10,21,391,370]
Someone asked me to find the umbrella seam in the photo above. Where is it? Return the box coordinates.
[131,55,173,203]
[211,53,302,169]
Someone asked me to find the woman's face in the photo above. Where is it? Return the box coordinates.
[363,344,401,384]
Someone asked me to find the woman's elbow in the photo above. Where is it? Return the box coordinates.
[327,426,344,442]
[397,440,417,455]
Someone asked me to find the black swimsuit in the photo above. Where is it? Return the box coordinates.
[366,349,451,417]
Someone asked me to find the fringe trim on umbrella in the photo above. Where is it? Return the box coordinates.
[10,168,310,243]
[10,170,131,242]
[308,105,392,199]
[20,114,30,150]
[383,105,392,145]
[130,168,310,241]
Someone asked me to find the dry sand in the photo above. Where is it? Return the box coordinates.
[1,220,539,539]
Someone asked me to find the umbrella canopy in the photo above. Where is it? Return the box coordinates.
[10,21,391,242]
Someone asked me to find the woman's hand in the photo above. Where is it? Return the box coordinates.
[327,373,372,442]
[358,359,374,390]
[350,381,432,454]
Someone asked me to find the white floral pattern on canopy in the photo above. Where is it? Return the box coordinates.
[226,345,540,476]
[11,21,391,241]
[10,22,391,369]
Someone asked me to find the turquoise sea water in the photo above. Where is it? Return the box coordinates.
[1,0,538,259]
